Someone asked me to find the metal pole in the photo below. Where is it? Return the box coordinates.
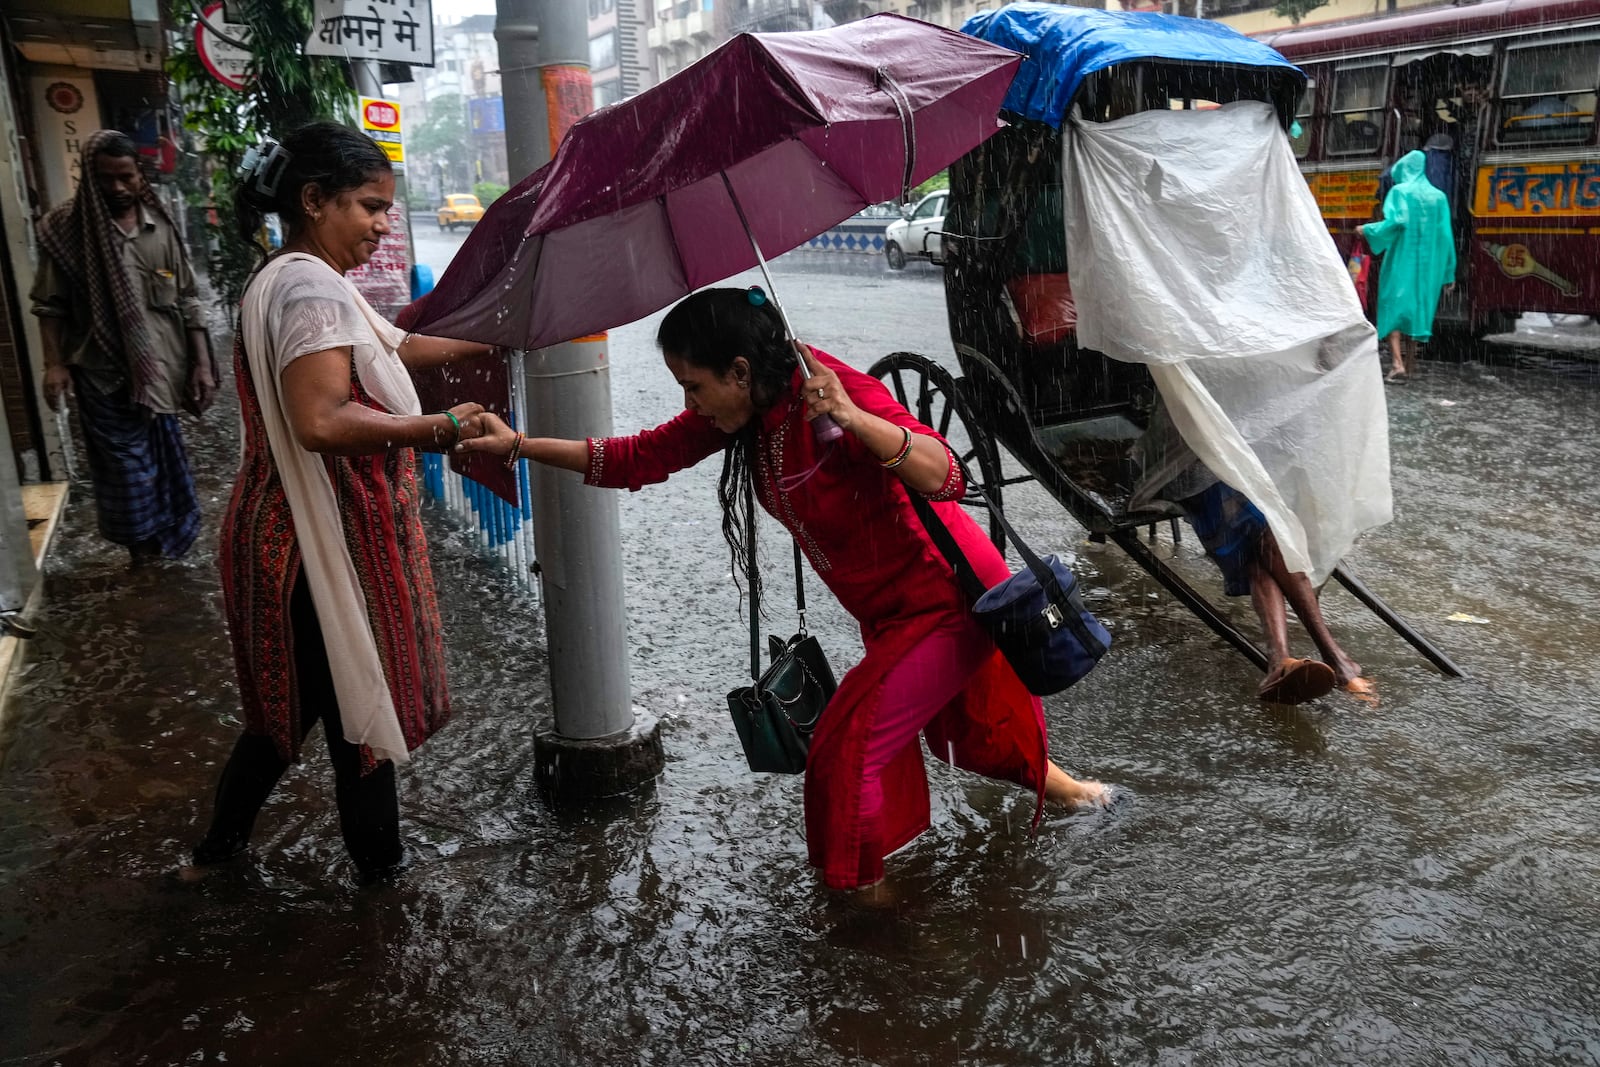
[1331,564,1467,679]
[350,59,383,99]
[498,0,662,797]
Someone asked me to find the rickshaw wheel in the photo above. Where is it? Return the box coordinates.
[868,351,1006,552]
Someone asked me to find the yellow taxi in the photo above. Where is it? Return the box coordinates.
[437,194,485,231]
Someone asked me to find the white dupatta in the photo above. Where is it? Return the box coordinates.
[239,253,422,764]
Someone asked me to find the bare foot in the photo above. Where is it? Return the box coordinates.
[1339,674,1378,705]
[1328,655,1364,688]
[1043,762,1111,810]
[850,878,898,909]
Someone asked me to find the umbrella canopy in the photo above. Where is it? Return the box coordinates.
[402,14,1021,348]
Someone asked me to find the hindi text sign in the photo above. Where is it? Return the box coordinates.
[1474,162,1600,218]
[196,0,253,91]
[306,0,435,66]
[347,202,413,316]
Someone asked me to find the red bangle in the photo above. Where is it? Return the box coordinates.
[881,426,914,469]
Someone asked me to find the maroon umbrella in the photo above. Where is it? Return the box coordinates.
[403,14,1020,353]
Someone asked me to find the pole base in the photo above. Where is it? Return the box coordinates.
[532,711,664,803]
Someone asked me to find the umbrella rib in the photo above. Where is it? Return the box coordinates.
[522,225,548,349]
[660,193,693,298]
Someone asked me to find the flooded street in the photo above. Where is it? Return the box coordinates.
[3,248,1599,1065]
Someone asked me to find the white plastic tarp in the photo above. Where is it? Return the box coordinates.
[1063,100,1392,585]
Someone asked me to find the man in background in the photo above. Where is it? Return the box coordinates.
[32,130,217,567]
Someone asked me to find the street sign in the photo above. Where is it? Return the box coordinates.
[306,0,435,67]
[195,0,252,91]
[468,96,505,134]
[359,95,405,166]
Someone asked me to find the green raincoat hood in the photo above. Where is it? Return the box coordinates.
[1391,149,1427,186]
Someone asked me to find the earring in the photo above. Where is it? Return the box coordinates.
[312,211,322,221]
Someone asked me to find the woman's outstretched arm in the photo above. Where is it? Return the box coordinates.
[460,413,586,471]
[282,347,487,456]
[459,409,728,489]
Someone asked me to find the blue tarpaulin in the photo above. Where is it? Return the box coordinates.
[961,2,1303,129]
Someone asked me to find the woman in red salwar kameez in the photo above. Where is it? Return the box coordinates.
[465,287,1111,892]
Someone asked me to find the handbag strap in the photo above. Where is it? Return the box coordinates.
[908,469,1106,655]
[744,474,809,681]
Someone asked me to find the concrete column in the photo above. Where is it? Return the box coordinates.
[497,0,663,800]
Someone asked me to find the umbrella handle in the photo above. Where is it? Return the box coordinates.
[812,413,844,443]
[792,340,844,443]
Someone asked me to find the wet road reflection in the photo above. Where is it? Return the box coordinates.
[2,253,1598,1064]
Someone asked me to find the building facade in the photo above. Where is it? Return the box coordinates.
[393,13,510,205]
[0,0,179,489]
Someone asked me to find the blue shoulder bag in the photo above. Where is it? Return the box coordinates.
[910,480,1110,696]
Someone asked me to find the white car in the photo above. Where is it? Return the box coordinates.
[883,190,947,270]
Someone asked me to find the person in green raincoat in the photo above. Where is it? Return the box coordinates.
[1359,150,1456,381]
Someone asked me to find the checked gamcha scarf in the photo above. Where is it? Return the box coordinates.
[35,130,177,411]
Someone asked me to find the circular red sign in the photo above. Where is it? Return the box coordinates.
[195,1,252,91]
[45,82,84,115]
[363,101,399,130]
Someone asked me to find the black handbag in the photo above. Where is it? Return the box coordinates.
[911,480,1110,696]
[726,541,838,774]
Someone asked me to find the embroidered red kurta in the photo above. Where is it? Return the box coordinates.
[588,350,1049,889]
[219,335,451,769]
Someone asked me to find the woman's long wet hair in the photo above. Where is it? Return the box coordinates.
[233,120,391,267]
[656,288,797,602]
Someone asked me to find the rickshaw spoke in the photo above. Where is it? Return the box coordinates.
[868,351,1005,554]
[889,369,909,409]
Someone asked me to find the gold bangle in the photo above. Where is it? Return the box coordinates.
[504,432,524,472]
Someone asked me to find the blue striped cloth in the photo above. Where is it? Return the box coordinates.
[72,371,200,558]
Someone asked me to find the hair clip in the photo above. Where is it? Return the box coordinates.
[253,142,291,198]
[746,286,766,307]
[235,140,291,199]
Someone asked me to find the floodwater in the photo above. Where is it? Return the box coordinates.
[2,254,1599,1065]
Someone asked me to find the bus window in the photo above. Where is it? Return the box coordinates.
[1291,78,1316,158]
[1328,62,1387,155]
[1497,39,1600,145]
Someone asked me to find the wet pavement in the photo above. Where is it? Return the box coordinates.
[3,249,1599,1065]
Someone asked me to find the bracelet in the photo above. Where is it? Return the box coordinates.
[441,410,462,448]
[504,432,525,472]
[881,426,914,469]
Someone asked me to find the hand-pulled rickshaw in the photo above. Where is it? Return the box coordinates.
[866,3,1465,679]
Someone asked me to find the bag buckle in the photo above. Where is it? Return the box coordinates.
[1042,603,1064,629]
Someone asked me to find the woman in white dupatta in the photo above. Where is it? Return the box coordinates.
[193,123,494,883]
